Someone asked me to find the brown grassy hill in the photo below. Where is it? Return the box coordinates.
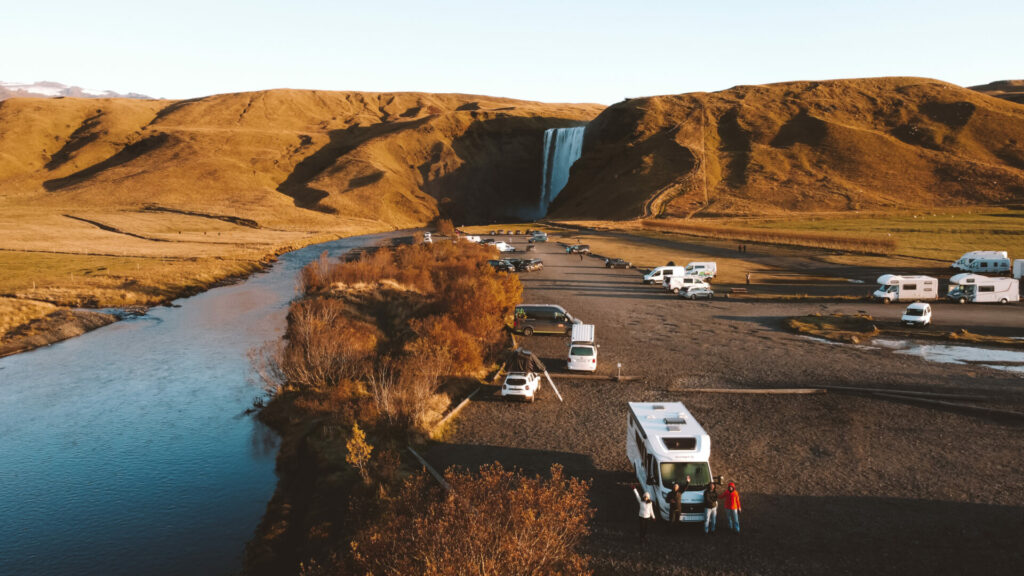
[0,91,599,324]
[550,77,1024,219]
[0,91,600,227]
[971,80,1024,105]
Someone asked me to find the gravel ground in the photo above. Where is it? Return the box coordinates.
[426,238,1024,576]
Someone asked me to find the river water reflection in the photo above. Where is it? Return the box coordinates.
[0,232,398,575]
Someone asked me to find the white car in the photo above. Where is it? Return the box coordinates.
[901,302,932,326]
[501,372,541,402]
[462,235,482,243]
[567,343,597,372]
[494,241,516,253]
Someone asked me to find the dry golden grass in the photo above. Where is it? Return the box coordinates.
[550,77,1024,220]
[641,218,896,255]
[786,314,880,343]
[0,297,56,335]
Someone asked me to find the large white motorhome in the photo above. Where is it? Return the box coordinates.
[683,261,717,279]
[967,257,1012,275]
[872,275,939,303]
[948,273,1020,304]
[626,402,714,523]
[952,251,1008,271]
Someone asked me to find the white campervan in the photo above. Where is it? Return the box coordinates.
[953,251,1008,271]
[873,275,938,303]
[626,402,714,523]
[684,262,717,279]
[968,257,1011,275]
[643,266,686,285]
[663,275,711,294]
[948,273,1019,304]
[567,323,597,372]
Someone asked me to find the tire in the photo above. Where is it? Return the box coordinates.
[1000,298,1008,304]
[882,298,891,304]
[522,326,534,336]
[672,288,680,294]
[958,297,966,304]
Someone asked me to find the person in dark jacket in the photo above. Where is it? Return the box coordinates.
[702,482,719,534]
[666,475,690,524]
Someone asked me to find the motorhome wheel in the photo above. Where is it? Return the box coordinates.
[672,288,680,294]
[958,297,966,304]
[1000,298,1008,304]
[522,326,534,336]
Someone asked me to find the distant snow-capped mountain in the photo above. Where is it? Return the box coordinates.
[0,81,153,100]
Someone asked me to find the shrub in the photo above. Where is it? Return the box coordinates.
[435,217,456,237]
[351,463,594,576]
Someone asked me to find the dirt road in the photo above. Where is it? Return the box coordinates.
[426,237,1024,576]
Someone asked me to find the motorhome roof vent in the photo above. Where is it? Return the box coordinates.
[652,404,666,410]
[664,417,687,426]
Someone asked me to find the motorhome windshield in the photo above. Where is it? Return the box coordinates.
[660,462,711,488]
[883,285,898,293]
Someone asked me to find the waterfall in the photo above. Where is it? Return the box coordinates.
[540,125,585,214]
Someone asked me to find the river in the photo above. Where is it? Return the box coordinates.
[0,232,398,576]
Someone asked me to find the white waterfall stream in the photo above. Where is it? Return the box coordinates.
[539,126,585,214]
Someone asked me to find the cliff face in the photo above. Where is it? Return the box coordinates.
[0,91,602,228]
[550,77,1024,219]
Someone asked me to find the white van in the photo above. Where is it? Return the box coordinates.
[626,402,713,523]
[567,323,597,372]
[663,275,710,294]
[953,251,1008,271]
[948,274,1019,304]
[684,262,717,279]
[873,274,938,303]
[643,266,686,285]
[967,257,1011,275]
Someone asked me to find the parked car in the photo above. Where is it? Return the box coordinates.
[567,324,597,372]
[502,371,541,402]
[528,233,548,243]
[566,244,591,254]
[513,303,579,335]
[680,285,714,300]
[605,258,632,269]
[664,275,711,294]
[901,302,932,326]
[522,258,544,272]
[488,259,516,273]
[494,241,516,253]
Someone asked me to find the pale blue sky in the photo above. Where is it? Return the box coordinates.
[2,0,1020,103]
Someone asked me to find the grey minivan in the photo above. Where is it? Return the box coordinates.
[513,304,580,336]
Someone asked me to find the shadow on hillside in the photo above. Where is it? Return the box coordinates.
[275,117,432,213]
[44,133,171,191]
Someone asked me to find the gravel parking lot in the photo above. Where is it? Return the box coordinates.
[426,237,1024,576]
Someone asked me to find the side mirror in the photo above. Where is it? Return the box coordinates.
[714,475,724,485]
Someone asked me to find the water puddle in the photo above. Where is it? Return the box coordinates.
[873,339,1024,373]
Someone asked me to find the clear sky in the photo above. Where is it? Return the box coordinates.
[2,0,1021,103]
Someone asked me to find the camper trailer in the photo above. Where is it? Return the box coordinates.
[872,275,938,303]
[952,251,1008,271]
[626,402,713,523]
[948,274,1019,304]
[683,262,717,279]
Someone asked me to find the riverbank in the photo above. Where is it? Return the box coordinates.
[0,216,400,357]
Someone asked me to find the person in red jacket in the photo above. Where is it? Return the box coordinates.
[719,481,742,534]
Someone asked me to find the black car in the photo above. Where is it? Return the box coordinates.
[487,259,516,273]
[605,258,632,269]
[566,244,591,254]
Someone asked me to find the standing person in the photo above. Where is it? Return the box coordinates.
[745,272,751,285]
[666,476,689,525]
[720,482,742,534]
[702,482,719,535]
[632,485,655,540]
